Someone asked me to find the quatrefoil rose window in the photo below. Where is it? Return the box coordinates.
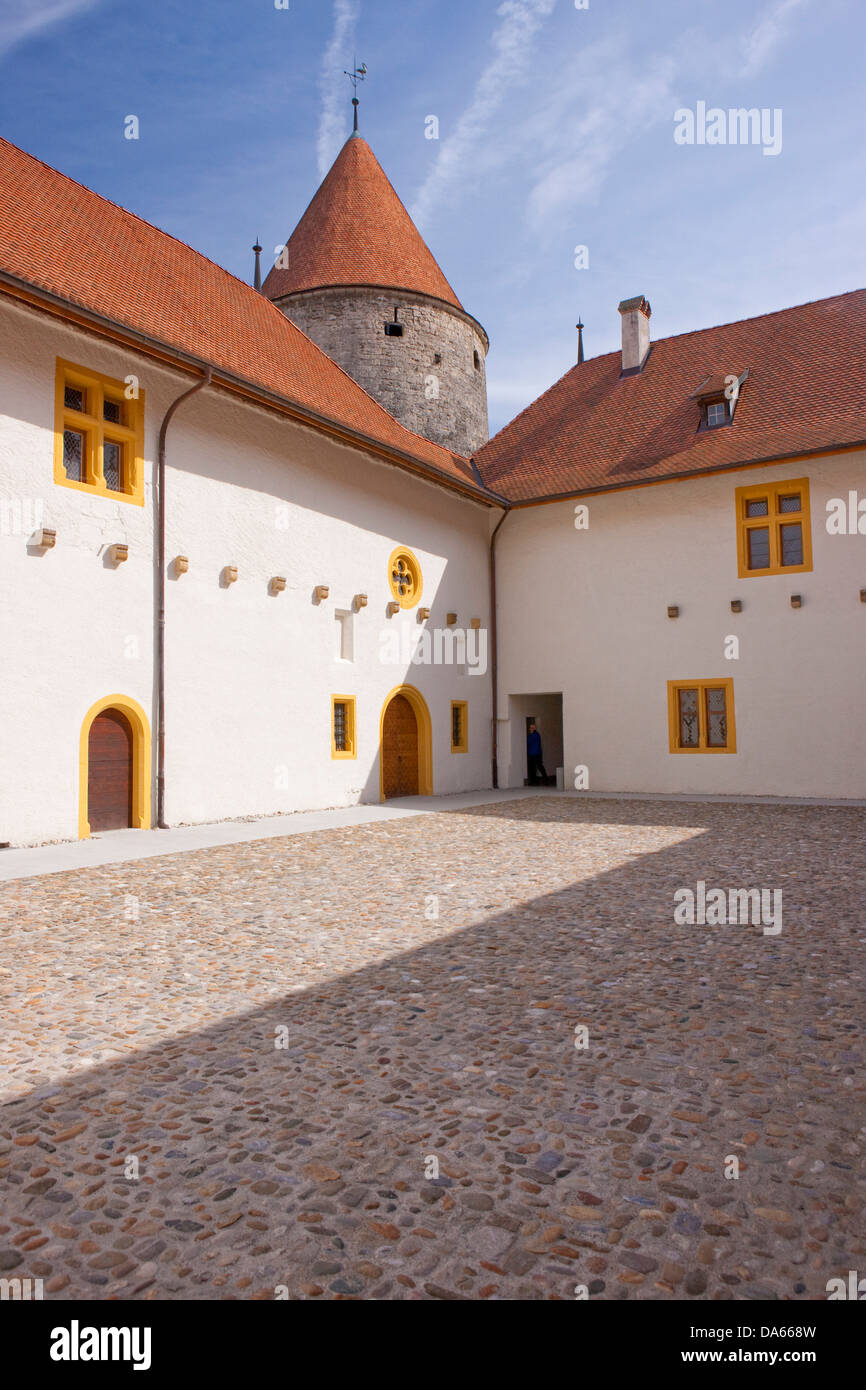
[388,547,423,609]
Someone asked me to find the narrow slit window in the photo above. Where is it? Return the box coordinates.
[450,701,468,753]
[331,696,356,759]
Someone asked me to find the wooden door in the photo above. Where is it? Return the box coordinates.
[382,694,419,798]
[87,709,133,831]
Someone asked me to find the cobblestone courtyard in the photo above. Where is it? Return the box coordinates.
[1,796,863,1300]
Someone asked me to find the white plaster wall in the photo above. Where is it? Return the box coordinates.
[0,299,493,845]
[496,460,866,798]
[0,301,156,845]
[161,386,493,826]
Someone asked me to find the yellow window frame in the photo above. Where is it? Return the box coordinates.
[54,358,145,506]
[667,678,736,754]
[388,546,423,609]
[734,476,811,578]
[450,700,468,753]
[331,695,357,759]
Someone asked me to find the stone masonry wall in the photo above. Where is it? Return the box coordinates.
[275,286,489,458]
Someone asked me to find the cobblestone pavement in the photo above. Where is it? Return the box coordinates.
[1,797,864,1301]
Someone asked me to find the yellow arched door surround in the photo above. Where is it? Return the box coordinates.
[78,694,152,838]
[379,684,433,801]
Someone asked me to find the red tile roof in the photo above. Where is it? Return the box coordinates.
[0,136,484,495]
[475,290,866,502]
[262,135,463,309]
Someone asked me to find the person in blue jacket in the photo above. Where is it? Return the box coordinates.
[527,722,547,784]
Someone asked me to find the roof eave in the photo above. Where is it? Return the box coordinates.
[494,437,866,508]
[0,270,502,506]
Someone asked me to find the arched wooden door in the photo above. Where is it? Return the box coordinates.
[382,693,419,798]
[87,708,133,830]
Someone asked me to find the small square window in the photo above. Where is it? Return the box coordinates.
[778,493,801,514]
[64,384,86,412]
[706,401,728,428]
[384,322,403,337]
[103,398,123,425]
[745,498,768,517]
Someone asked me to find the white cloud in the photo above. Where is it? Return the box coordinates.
[0,0,99,58]
[522,41,679,233]
[410,0,556,229]
[317,0,361,178]
[740,0,811,77]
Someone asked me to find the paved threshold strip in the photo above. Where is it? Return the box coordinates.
[0,790,539,882]
[1,788,862,883]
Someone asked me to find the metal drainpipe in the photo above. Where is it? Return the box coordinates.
[489,506,510,790]
[156,369,212,828]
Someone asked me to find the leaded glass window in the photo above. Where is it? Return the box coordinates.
[705,687,728,747]
[747,526,770,570]
[103,440,122,492]
[780,521,803,567]
[333,702,348,753]
[678,688,699,747]
[63,428,84,481]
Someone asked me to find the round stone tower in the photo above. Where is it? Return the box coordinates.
[262,131,489,458]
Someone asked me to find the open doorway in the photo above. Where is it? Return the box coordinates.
[506,693,563,788]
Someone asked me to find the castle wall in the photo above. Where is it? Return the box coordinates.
[0,297,494,845]
[496,460,866,798]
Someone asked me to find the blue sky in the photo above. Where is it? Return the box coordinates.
[1,0,863,435]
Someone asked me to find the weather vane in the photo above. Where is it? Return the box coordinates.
[344,60,367,132]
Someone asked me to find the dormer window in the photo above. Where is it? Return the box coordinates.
[691,369,749,432]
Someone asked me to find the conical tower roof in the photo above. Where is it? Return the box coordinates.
[262,134,463,309]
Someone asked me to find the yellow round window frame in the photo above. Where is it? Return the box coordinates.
[388,547,423,609]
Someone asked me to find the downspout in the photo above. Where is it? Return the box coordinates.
[489,505,510,789]
[156,369,212,828]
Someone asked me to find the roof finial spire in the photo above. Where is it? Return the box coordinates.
[252,238,262,293]
[344,59,367,134]
[576,317,585,364]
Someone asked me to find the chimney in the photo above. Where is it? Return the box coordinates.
[618,295,651,374]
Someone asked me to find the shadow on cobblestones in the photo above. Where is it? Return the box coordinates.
[1,797,864,1300]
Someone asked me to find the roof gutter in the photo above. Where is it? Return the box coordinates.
[488,437,866,510]
[156,369,212,829]
[0,271,501,506]
[489,505,511,790]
